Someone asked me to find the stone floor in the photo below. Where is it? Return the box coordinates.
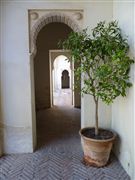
[53,89,72,106]
[0,89,130,180]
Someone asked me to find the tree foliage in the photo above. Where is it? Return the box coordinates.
[59,21,134,135]
[60,21,134,105]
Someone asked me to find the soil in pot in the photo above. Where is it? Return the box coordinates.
[81,128,114,140]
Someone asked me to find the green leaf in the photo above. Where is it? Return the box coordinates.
[58,20,134,105]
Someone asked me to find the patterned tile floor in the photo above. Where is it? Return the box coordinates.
[0,90,130,180]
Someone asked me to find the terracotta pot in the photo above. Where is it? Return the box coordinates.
[79,127,116,167]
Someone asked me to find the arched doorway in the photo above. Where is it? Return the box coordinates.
[29,12,82,149]
[52,55,72,106]
[34,23,72,110]
[61,70,70,89]
[53,55,71,91]
[49,50,81,108]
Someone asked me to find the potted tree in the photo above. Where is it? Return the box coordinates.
[59,21,134,167]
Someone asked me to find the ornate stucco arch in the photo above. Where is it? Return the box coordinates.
[28,10,83,149]
[29,10,83,56]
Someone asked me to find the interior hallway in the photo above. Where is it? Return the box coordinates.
[0,90,130,179]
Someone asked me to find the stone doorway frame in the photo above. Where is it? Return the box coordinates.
[28,9,83,150]
[49,50,73,107]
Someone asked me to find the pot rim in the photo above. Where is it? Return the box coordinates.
[79,127,117,143]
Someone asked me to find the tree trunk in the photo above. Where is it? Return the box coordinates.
[94,98,99,136]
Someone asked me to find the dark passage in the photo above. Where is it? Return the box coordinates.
[61,70,70,89]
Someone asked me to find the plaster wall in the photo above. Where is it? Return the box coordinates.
[112,2,135,179]
[0,91,3,156]
[0,1,34,153]
[0,0,113,153]
[0,3,3,156]
[81,1,113,128]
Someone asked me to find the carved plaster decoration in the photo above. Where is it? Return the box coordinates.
[30,12,39,20]
[28,10,83,56]
[73,12,83,20]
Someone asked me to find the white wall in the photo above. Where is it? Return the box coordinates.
[0,0,113,154]
[0,1,34,153]
[81,1,113,129]
[112,1,135,179]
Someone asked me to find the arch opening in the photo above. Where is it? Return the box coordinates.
[61,70,70,89]
[30,13,81,55]
[30,14,82,149]
[53,55,71,91]
[34,23,73,110]
[52,55,72,106]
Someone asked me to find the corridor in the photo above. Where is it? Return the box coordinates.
[0,90,130,179]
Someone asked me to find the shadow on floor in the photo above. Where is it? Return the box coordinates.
[36,106,81,149]
[0,85,130,180]
[0,105,130,180]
